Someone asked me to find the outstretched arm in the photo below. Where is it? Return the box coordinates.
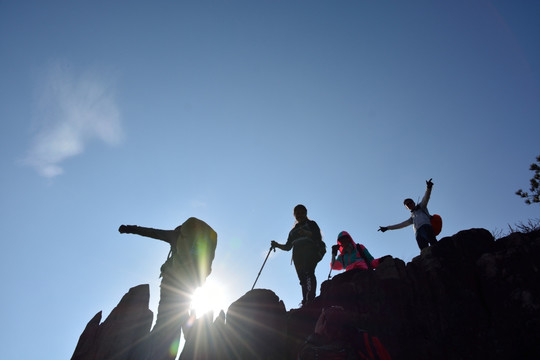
[118,225,177,245]
[271,240,292,251]
[379,218,413,232]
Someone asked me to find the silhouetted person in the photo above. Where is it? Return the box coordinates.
[331,231,383,272]
[118,217,217,360]
[298,306,392,359]
[271,204,324,306]
[378,179,437,250]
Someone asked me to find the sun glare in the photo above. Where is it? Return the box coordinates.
[190,278,229,319]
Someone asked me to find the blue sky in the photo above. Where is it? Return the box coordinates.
[1,1,539,359]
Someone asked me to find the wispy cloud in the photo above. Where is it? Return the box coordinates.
[191,200,208,208]
[24,64,123,177]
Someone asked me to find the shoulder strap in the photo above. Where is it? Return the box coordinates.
[362,331,380,360]
[356,330,392,360]
[418,205,431,218]
[356,244,372,269]
[356,244,363,259]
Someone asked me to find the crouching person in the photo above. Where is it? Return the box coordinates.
[331,231,382,272]
[298,306,392,360]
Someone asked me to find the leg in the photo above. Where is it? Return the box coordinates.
[424,224,438,246]
[305,271,317,302]
[416,225,437,250]
[415,229,429,250]
[293,241,317,305]
[293,241,319,305]
[293,260,309,304]
[151,273,192,360]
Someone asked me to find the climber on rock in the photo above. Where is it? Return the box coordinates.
[331,231,384,272]
[271,204,326,306]
[378,178,438,250]
[298,306,392,360]
[118,217,217,360]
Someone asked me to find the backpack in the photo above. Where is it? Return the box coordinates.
[298,220,326,261]
[430,214,442,236]
[418,206,443,236]
[297,329,392,360]
[317,238,327,261]
[355,244,375,269]
[353,329,392,360]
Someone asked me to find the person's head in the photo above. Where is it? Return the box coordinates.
[337,231,355,254]
[177,217,218,280]
[314,306,348,340]
[403,198,415,210]
[293,204,308,222]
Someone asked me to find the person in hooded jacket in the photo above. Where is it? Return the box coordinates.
[331,231,382,272]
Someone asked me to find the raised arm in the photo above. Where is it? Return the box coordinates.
[118,225,177,245]
[419,178,434,208]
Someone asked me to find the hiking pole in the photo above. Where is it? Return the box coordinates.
[328,247,337,280]
[251,246,275,290]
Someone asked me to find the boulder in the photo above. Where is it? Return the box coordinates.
[72,229,540,359]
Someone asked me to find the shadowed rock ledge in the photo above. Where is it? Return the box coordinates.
[72,228,540,360]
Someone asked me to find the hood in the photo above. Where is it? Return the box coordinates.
[337,231,357,254]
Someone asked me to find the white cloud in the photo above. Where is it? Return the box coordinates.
[24,64,124,177]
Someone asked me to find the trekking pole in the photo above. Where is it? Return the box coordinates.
[328,248,337,280]
[251,246,275,290]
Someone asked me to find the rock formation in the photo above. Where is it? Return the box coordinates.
[71,228,540,359]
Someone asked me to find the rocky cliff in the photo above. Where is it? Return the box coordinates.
[72,228,540,359]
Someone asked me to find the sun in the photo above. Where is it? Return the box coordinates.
[190,278,229,318]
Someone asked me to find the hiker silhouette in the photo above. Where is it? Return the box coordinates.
[379,178,438,250]
[271,204,325,306]
[118,217,217,360]
[298,306,392,360]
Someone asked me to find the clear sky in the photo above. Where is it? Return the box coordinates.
[1,1,539,359]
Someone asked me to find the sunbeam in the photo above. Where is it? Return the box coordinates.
[190,278,229,319]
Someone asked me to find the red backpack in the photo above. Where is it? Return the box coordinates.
[298,328,392,360]
[430,214,442,236]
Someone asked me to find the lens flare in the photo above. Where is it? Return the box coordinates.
[190,278,228,318]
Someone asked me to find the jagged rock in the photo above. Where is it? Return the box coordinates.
[73,229,540,359]
[71,284,153,360]
[180,289,288,360]
[179,310,226,359]
[222,289,287,359]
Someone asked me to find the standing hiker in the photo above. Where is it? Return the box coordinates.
[118,217,217,360]
[378,178,438,250]
[271,204,325,306]
[331,231,383,272]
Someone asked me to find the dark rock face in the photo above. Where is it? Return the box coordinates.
[72,229,540,360]
[71,284,153,360]
[180,289,288,360]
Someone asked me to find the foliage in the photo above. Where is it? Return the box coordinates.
[492,218,540,239]
[507,218,540,233]
[515,155,540,204]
